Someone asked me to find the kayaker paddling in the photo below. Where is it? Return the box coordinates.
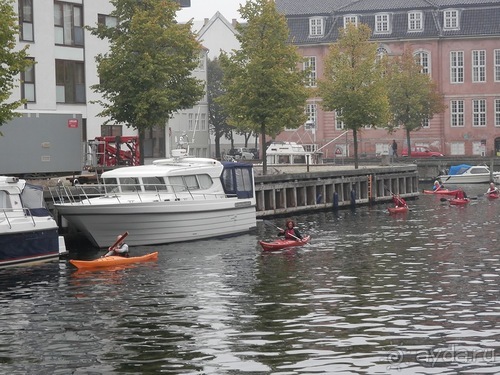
[104,234,130,257]
[433,177,445,191]
[278,220,303,241]
[486,182,499,195]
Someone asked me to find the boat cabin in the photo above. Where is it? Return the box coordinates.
[100,158,255,200]
[265,142,321,165]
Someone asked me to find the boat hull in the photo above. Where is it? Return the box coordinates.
[0,227,60,268]
[449,198,470,205]
[487,192,499,199]
[259,235,310,252]
[55,199,256,247]
[70,252,158,269]
[388,206,409,214]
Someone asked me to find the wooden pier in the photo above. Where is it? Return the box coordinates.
[254,164,418,217]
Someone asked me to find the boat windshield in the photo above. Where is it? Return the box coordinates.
[221,163,254,198]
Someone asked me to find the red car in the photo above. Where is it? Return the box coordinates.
[401,146,444,157]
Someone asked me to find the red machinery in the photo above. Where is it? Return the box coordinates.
[91,136,140,167]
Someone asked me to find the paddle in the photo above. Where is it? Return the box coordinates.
[263,220,302,241]
[108,231,129,251]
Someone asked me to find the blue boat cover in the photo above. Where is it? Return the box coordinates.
[448,164,471,175]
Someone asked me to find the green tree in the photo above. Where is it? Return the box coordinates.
[219,0,309,175]
[88,0,204,163]
[318,23,390,169]
[386,48,446,156]
[0,0,33,131]
[207,57,234,159]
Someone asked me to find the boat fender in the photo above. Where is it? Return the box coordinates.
[333,192,339,210]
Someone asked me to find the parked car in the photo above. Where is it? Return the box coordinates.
[227,148,254,160]
[401,146,444,157]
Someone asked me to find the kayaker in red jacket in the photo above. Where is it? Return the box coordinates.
[392,194,407,208]
[278,220,303,241]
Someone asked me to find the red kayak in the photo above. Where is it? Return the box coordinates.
[259,235,310,252]
[448,198,470,205]
[423,189,460,196]
[487,192,500,199]
[388,206,409,214]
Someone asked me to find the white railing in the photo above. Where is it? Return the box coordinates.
[49,182,235,205]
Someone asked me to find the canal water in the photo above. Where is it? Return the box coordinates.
[1,185,499,374]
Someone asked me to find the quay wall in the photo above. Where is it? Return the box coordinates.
[254,164,419,218]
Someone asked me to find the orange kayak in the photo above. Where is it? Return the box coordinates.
[259,235,310,252]
[70,252,158,269]
[423,189,460,196]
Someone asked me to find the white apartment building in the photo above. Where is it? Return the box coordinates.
[5,0,208,174]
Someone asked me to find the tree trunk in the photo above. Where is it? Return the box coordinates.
[406,128,411,158]
[260,123,267,175]
[215,132,221,160]
[139,128,145,165]
[353,129,359,169]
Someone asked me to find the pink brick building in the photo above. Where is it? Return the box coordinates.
[275,0,500,159]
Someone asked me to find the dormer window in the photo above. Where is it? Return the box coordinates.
[408,11,423,31]
[343,15,358,28]
[374,13,390,33]
[309,17,324,37]
[443,9,459,29]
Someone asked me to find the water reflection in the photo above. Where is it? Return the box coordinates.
[0,185,499,373]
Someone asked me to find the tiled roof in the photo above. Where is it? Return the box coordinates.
[339,0,436,12]
[279,0,500,44]
[275,0,357,16]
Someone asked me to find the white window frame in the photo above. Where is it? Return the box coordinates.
[450,100,464,127]
[422,118,430,128]
[303,56,317,87]
[306,103,317,127]
[494,50,500,82]
[495,99,500,127]
[335,110,344,130]
[374,13,390,33]
[309,17,324,37]
[443,9,459,30]
[343,15,358,28]
[450,142,465,155]
[472,99,486,127]
[450,51,464,83]
[415,50,430,74]
[408,11,423,31]
[472,50,486,83]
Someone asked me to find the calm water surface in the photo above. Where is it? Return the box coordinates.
[1,185,499,374]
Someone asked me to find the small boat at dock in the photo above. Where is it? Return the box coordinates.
[0,176,66,268]
[51,149,257,248]
[437,164,500,184]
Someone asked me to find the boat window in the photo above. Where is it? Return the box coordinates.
[293,155,307,164]
[0,191,11,209]
[471,167,489,174]
[169,176,186,192]
[103,178,119,194]
[184,175,199,190]
[120,177,139,192]
[197,174,213,189]
[222,169,235,191]
[235,168,253,192]
[143,176,166,191]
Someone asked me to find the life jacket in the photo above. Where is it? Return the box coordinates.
[285,229,297,240]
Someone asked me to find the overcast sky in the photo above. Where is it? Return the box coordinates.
[177,0,244,22]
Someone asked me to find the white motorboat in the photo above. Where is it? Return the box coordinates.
[51,151,257,248]
[266,142,321,165]
[0,176,66,267]
[437,164,500,184]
